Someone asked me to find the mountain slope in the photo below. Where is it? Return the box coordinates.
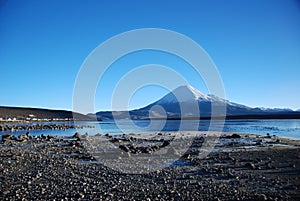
[96,85,299,119]
[135,85,264,117]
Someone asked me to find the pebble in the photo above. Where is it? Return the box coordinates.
[256,193,267,201]
[0,132,299,200]
[245,162,256,170]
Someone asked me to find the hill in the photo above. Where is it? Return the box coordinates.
[0,106,94,121]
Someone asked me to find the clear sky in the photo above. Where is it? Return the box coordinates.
[1,0,300,113]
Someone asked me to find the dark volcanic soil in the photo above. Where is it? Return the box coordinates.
[0,133,299,200]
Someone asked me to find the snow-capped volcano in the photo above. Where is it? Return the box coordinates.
[154,85,248,109]
[156,85,210,104]
[96,85,298,119]
[143,85,228,117]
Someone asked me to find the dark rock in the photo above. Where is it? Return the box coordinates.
[144,147,153,154]
[256,139,263,145]
[47,135,54,140]
[151,145,160,151]
[245,162,256,169]
[75,192,84,199]
[160,140,170,148]
[289,164,296,168]
[229,157,236,162]
[16,134,27,142]
[110,137,120,143]
[95,133,102,137]
[2,134,13,142]
[182,153,191,159]
[75,141,82,147]
[226,133,241,139]
[73,132,81,140]
[267,163,274,169]
[255,194,267,201]
[119,145,130,152]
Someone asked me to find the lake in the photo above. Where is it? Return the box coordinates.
[1,119,300,139]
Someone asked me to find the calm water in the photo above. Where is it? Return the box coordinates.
[100,119,300,138]
[1,119,300,139]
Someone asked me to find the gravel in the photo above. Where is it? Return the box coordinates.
[0,132,299,200]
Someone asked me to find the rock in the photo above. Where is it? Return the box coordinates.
[47,135,54,141]
[110,137,120,143]
[73,132,82,140]
[119,145,130,152]
[289,164,296,168]
[2,134,13,142]
[16,134,27,142]
[182,153,191,159]
[95,133,102,136]
[161,140,170,148]
[83,132,89,141]
[105,133,112,138]
[256,194,267,201]
[151,145,160,152]
[245,162,256,169]
[226,133,241,139]
[267,163,273,169]
[144,147,153,154]
[229,157,237,163]
[2,190,10,196]
[256,139,263,145]
[75,141,83,147]
[75,192,84,199]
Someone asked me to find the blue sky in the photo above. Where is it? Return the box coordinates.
[1,0,300,113]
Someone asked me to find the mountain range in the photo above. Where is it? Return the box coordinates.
[96,85,300,120]
[1,85,299,121]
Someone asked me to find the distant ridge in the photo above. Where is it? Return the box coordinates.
[0,106,94,121]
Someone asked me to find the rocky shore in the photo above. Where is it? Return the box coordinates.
[0,132,299,200]
[0,123,94,132]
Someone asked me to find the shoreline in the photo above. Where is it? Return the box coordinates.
[1,131,299,200]
[1,119,299,141]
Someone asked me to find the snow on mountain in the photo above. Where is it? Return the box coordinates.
[154,85,248,108]
[156,85,210,104]
[259,107,294,112]
[207,94,251,109]
[139,85,227,117]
